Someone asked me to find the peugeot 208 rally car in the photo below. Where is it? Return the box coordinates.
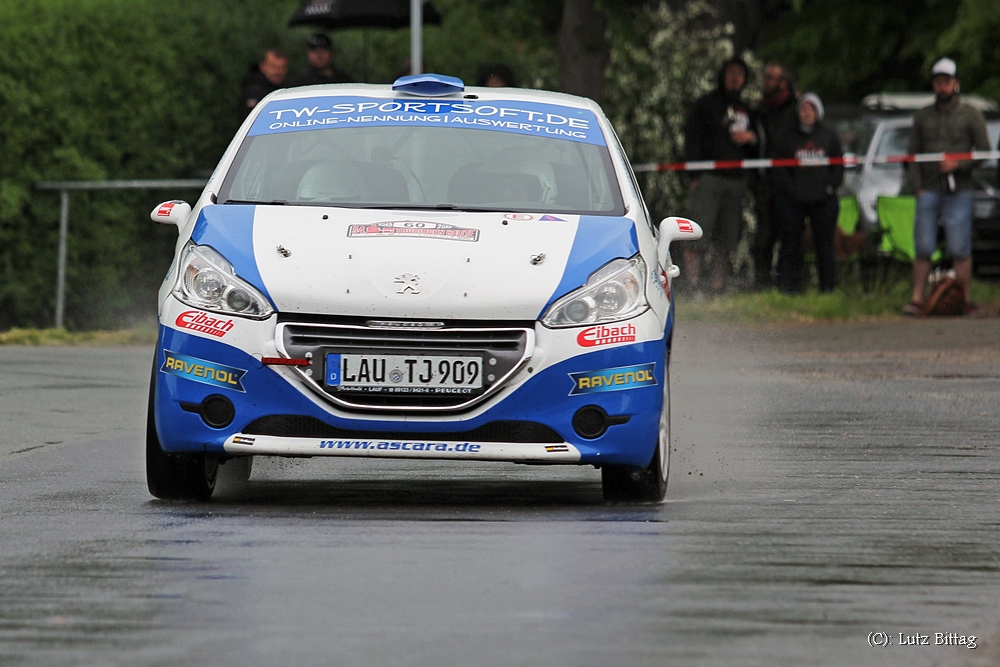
[146,73,702,502]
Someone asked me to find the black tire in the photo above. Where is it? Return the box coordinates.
[146,359,219,501]
[601,367,670,502]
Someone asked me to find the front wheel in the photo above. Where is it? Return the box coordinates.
[601,367,670,502]
[146,360,219,501]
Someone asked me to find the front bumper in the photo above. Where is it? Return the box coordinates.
[153,316,669,469]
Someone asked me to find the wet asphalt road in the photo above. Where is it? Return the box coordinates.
[1,320,999,667]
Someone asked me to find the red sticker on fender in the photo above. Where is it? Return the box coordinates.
[577,323,637,347]
[176,310,234,338]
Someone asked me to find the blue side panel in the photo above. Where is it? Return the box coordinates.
[540,216,640,315]
[154,325,666,468]
[190,205,275,307]
[665,299,675,356]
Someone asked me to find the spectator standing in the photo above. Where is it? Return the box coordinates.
[682,57,758,294]
[291,34,352,87]
[751,63,798,289]
[240,48,289,120]
[902,58,990,316]
[773,93,843,293]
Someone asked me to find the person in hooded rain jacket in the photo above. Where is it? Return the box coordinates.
[682,57,759,294]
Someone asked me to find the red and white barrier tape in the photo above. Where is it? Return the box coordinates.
[631,150,1000,173]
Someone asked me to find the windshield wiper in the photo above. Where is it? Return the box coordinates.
[351,204,501,212]
[221,199,287,205]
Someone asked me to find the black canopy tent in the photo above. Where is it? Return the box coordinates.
[288,0,442,80]
[288,0,441,30]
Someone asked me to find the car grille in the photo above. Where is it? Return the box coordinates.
[275,318,534,413]
[242,415,563,443]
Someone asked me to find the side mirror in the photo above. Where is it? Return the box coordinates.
[150,200,192,228]
[657,216,703,269]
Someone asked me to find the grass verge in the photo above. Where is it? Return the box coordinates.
[0,327,158,346]
[676,279,1000,324]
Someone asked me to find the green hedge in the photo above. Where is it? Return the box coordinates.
[0,0,297,329]
[0,0,560,330]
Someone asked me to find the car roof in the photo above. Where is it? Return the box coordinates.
[263,83,606,116]
[869,116,1000,129]
[862,92,999,113]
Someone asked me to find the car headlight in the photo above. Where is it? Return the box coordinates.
[172,242,273,319]
[541,254,648,328]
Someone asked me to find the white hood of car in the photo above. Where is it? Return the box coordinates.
[252,207,580,320]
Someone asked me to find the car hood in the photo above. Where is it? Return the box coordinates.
[189,205,640,320]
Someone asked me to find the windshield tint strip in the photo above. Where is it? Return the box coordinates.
[250,96,606,146]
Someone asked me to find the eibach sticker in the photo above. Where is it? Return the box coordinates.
[176,310,234,338]
[577,323,637,348]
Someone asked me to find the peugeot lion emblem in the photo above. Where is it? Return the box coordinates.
[394,273,420,295]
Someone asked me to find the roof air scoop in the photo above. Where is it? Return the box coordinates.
[392,73,465,97]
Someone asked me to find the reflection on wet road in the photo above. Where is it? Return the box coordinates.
[1,320,999,666]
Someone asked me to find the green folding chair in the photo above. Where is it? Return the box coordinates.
[838,196,859,235]
[876,195,941,288]
[876,196,941,263]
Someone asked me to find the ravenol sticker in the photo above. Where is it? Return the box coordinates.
[160,350,247,393]
[249,96,606,145]
[568,363,657,396]
[539,215,565,222]
[347,221,479,242]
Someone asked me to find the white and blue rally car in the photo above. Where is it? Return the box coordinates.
[146,74,701,501]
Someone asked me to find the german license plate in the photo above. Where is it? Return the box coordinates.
[325,353,484,394]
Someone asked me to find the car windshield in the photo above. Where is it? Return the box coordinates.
[831,117,875,156]
[869,121,999,185]
[872,126,910,170]
[219,100,625,215]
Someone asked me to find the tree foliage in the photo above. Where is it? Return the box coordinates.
[605,1,754,221]
[0,0,299,329]
[4,0,994,330]
[758,0,1000,103]
[935,0,1000,101]
[0,0,563,329]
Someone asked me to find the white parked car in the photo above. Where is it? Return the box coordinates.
[842,115,1000,230]
[146,74,701,502]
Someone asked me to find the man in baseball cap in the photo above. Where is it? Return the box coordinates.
[903,57,990,316]
[291,33,352,87]
[931,57,957,78]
